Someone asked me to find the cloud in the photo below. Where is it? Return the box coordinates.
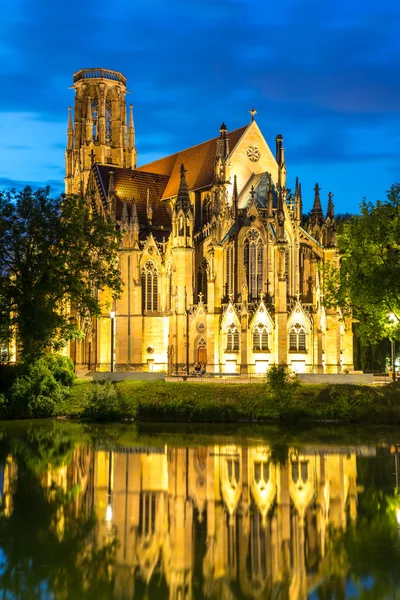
[0,0,399,214]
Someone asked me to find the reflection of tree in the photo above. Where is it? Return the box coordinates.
[0,427,117,599]
[327,489,400,599]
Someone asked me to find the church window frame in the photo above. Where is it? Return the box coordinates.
[226,324,239,352]
[226,244,234,299]
[197,258,208,303]
[289,322,307,352]
[91,97,99,142]
[244,228,263,301]
[105,96,112,143]
[141,260,159,313]
[252,323,269,352]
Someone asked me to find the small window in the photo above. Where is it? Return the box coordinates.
[253,323,269,351]
[289,323,307,352]
[292,461,299,484]
[226,324,239,352]
[301,461,308,483]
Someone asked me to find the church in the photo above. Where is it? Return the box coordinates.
[65,68,353,375]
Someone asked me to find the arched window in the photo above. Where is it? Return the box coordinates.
[226,324,239,352]
[203,194,212,224]
[141,261,158,312]
[197,258,208,303]
[226,244,234,298]
[289,323,306,351]
[244,228,263,301]
[291,460,309,484]
[254,461,269,487]
[105,97,112,143]
[252,323,269,351]
[91,97,99,142]
[168,265,173,311]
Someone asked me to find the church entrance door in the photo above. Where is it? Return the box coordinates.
[197,345,207,364]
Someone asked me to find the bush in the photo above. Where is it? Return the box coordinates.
[82,381,137,422]
[7,358,69,419]
[266,363,299,391]
[0,364,23,395]
[42,354,76,386]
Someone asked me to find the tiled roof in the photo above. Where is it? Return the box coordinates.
[95,165,171,234]
[137,125,249,199]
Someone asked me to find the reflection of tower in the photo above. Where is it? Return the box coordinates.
[65,68,137,195]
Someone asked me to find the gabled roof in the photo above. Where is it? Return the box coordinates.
[137,125,249,199]
[94,164,171,237]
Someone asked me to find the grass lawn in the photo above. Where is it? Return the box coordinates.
[61,379,400,424]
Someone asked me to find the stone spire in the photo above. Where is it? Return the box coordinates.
[67,106,74,150]
[131,198,139,242]
[267,173,274,217]
[175,164,192,214]
[232,174,238,219]
[294,176,302,221]
[327,191,335,220]
[215,123,230,184]
[275,185,286,243]
[128,104,135,151]
[275,134,286,189]
[311,183,324,224]
[324,192,336,247]
[121,199,128,228]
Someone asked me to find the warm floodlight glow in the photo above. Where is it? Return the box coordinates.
[389,313,398,323]
[106,504,113,522]
[110,311,115,319]
[396,508,400,525]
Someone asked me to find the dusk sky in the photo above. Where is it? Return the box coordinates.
[1,0,400,214]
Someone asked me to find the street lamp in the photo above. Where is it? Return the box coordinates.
[389,313,398,382]
[110,310,115,373]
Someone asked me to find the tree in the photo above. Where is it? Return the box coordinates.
[322,184,400,346]
[0,187,122,361]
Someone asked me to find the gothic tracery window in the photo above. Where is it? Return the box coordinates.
[252,323,269,351]
[105,97,112,143]
[244,228,263,301]
[226,244,234,298]
[141,261,158,312]
[226,324,239,352]
[254,461,269,487]
[91,97,99,142]
[289,323,306,351]
[197,258,208,303]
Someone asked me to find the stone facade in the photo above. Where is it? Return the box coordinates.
[66,68,353,374]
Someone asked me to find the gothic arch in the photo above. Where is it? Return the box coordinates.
[141,260,159,313]
[241,227,265,301]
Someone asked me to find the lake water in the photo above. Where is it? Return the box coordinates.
[0,421,399,599]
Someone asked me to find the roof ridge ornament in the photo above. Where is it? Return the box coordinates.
[249,107,257,122]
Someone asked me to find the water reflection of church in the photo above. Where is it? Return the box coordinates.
[94,444,358,599]
[3,443,359,599]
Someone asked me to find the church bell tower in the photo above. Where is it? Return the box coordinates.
[65,68,137,194]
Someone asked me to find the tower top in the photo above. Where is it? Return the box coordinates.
[73,68,127,86]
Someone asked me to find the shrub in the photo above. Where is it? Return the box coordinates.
[8,358,68,419]
[0,364,23,395]
[266,363,299,391]
[82,381,137,422]
[42,354,76,386]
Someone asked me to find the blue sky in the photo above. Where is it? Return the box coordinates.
[0,0,399,214]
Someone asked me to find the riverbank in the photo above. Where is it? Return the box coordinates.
[60,379,400,423]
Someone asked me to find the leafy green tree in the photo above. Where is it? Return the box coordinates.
[0,187,122,361]
[322,184,400,346]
